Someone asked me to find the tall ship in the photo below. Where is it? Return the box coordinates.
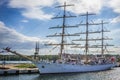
[3,2,116,74]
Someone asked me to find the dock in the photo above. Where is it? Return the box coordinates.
[0,69,39,76]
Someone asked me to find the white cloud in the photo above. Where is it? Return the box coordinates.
[8,0,120,19]
[21,20,29,23]
[108,0,120,13]
[0,21,59,55]
[108,28,120,49]
[8,0,54,8]
[0,21,38,43]
[8,0,105,20]
[57,0,104,14]
[0,21,56,49]
[111,29,120,39]
[108,0,120,24]
[22,8,53,20]
[8,0,55,20]
[110,16,120,23]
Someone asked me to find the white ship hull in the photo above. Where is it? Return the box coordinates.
[34,62,116,74]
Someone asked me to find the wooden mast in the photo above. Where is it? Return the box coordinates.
[101,20,105,57]
[77,12,97,63]
[47,2,80,59]
[72,12,111,63]
[85,12,89,63]
[61,2,66,59]
[72,18,113,63]
[3,47,37,62]
[100,20,114,57]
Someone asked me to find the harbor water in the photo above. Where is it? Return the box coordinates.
[0,61,32,64]
[0,67,120,80]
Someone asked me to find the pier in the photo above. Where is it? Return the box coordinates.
[0,69,39,76]
[0,63,39,76]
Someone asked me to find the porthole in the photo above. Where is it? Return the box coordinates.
[42,65,45,68]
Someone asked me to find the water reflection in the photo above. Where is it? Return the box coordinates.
[0,68,120,80]
[34,68,120,80]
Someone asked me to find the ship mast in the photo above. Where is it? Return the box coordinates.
[73,12,101,63]
[85,12,93,62]
[61,2,66,59]
[101,21,104,57]
[3,47,37,62]
[100,20,113,57]
[47,2,80,59]
[72,19,113,62]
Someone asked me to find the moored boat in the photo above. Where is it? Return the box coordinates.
[2,2,116,75]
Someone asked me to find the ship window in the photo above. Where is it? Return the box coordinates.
[42,65,45,68]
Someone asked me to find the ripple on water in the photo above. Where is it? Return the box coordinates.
[0,68,120,80]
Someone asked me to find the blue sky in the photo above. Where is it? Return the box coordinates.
[0,0,120,55]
